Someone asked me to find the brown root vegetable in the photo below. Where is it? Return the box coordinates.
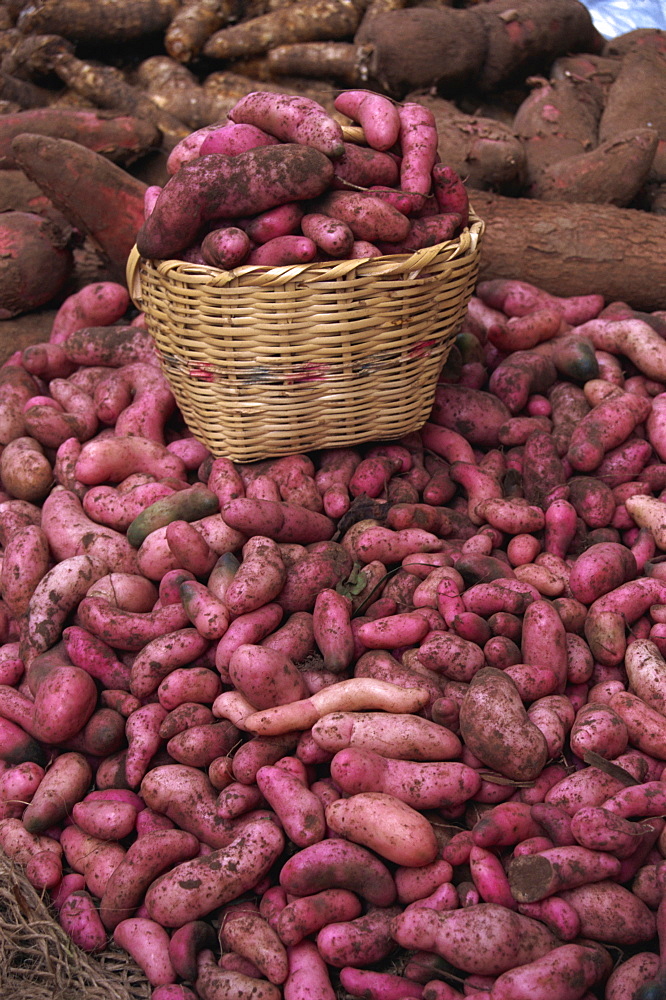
[356,5,486,98]
[472,0,604,92]
[165,0,238,63]
[0,210,73,318]
[356,0,602,99]
[134,56,224,131]
[0,108,160,168]
[16,0,181,44]
[0,32,75,81]
[550,52,621,98]
[531,128,658,206]
[598,41,666,183]
[0,168,68,226]
[512,74,604,180]
[266,41,375,88]
[203,0,364,62]
[11,133,147,283]
[0,68,56,109]
[405,92,526,192]
[471,190,666,312]
[49,51,190,150]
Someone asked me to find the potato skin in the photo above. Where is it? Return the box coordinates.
[459,667,549,781]
[144,818,285,927]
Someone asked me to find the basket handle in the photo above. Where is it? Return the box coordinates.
[125,245,143,307]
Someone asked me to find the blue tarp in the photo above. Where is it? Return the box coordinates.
[582,1,666,38]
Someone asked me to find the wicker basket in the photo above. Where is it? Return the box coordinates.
[127,180,484,463]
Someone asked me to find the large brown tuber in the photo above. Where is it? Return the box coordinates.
[0,210,73,318]
[355,0,603,98]
[471,189,666,312]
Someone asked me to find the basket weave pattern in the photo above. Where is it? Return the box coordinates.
[128,211,484,463]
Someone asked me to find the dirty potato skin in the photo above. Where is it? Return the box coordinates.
[390,903,559,976]
[459,666,549,781]
[135,143,335,259]
[144,817,285,927]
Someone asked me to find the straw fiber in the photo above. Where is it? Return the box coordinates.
[0,852,150,1000]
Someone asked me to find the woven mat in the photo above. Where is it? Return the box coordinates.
[0,853,150,1000]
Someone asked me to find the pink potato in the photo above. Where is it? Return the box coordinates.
[71,799,138,841]
[75,435,187,484]
[333,90,401,151]
[242,678,430,736]
[114,917,176,986]
[489,942,612,1000]
[314,190,410,243]
[331,143,400,191]
[137,143,335,259]
[59,890,108,953]
[160,703,215,740]
[223,535,287,616]
[300,213,354,258]
[276,889,362,947]
[75,595,190,652]
[201,227,251,268]
[246,235,316,266]
[195,950,281,1000]
[222,497,335,545]
[3,659,99,745]
[168,920,217,981]
[325,791,438,867]
[507,846,622,903]
[218,907,288,984]
[458,668,549,782]
[330,748,480,811]
[49,281,129,345]
[312,589,354,674]
[397,103,438,208]
[280,838,396,906]
[558,881,657,945]
[276,544,352,613]
[316,905,401,969]
[199,122,280,158]
[256,764,326,848]
[228,643,305,710]
[158,666,222,711]
[22,751,92,834]
[129,627,210,699]
[604,951,661,1000]
[355,610,430,650]
[283,940,336,1000]
[228,92,345,158]
[140,763,233,848]
[570,806,653,859]
[62,625,132,690]
[59,825,126,899]
[311,710,460,761]
[21,554,105,664]
[165,714,238,766]
[99,828,200,930]
[390,904,558,976]
[0,523,50,618]
[144,817,285,927]
[569,701,628,760]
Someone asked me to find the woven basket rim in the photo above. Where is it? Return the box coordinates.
[127,208,484,303]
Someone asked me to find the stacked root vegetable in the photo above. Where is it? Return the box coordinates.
[4,93,666,1000]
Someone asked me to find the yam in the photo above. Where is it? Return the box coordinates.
[471,190,666,312]
[0,108,160,169]
[0,210,73,318]
[17,0,182,44]
[203,0,364,61]
[11,133,147,283]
